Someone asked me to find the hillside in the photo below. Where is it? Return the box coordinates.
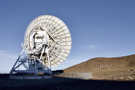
[58,54,135,80]
[1,54,135,89]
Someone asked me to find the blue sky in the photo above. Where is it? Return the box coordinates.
[0,0,135,72]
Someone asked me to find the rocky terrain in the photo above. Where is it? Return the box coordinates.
[59,54,135,80]
[1,54,135,90]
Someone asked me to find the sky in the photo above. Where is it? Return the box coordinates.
[0,0,135,72]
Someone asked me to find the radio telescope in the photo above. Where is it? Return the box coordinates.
[10,15,72,75]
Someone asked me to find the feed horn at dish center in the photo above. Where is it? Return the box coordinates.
[10,15,72,75]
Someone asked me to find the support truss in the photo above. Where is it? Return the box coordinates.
[10,50,52,75]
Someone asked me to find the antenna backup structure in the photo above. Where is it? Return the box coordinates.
[10,15,72,75]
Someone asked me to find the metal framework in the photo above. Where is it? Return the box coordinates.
[10,49,52,75]
[10,15,72,75]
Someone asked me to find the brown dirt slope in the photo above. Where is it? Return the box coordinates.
[62,54,135,80]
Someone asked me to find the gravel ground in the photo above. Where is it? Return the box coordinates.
[0,77,135,90]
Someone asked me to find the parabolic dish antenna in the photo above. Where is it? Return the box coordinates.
[10,15,72,75]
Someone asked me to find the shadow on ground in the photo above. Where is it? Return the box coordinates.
[0,77,135,90]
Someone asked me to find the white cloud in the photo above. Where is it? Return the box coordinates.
[89,44,96,49]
